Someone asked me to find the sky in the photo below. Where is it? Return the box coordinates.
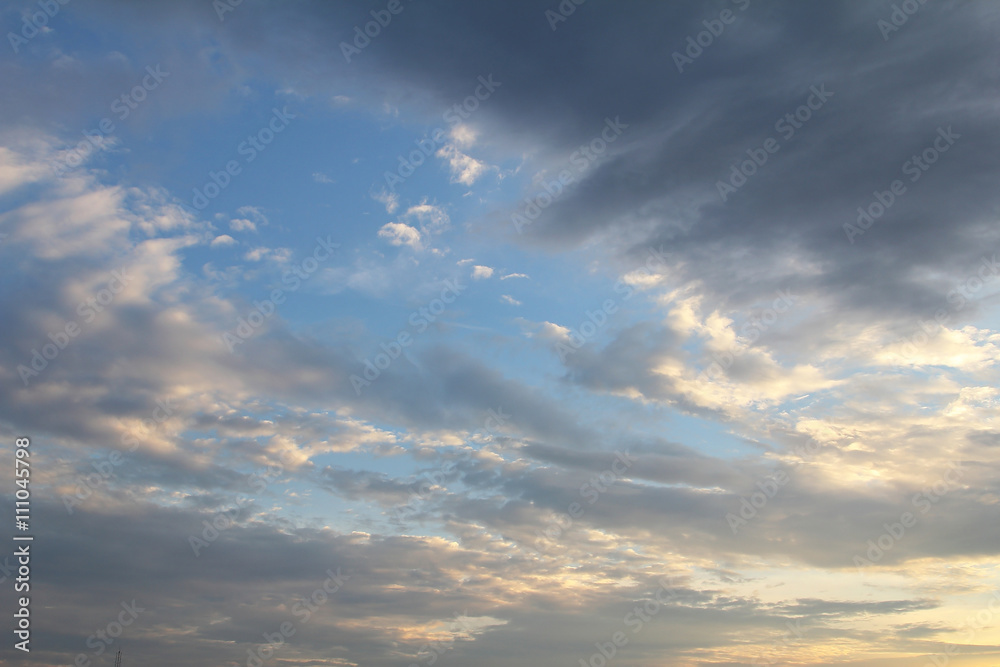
[1,0,1000,666]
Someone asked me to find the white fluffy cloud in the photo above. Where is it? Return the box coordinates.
[371,188,399,213]
[436,144,492,186]
[401,202,450,235]
[472,265,494,280]
[378,221,423,249]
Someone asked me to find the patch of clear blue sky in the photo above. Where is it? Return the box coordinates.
[92,48,763,500]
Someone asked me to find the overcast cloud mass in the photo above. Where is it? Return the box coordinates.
[2,1,1000,666]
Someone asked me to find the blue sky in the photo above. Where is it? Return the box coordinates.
[2,1,1000,666]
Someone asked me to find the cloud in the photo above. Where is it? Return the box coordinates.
[234,205,267,226]
[377,222,422,250]
[0,144,52,196]
[500,273,529,280]
[229,218,256,232]
[371,188,399,214]
[313,171,335,184]
[6,3,1000,665]
[471,265,494,280]
[243,247,272,261]
[373,204,450,253]
[500,294,521,306]
[436,144,492,186]
[518,319,572,342]
[449,124,478,148]
[401,202,450,236]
